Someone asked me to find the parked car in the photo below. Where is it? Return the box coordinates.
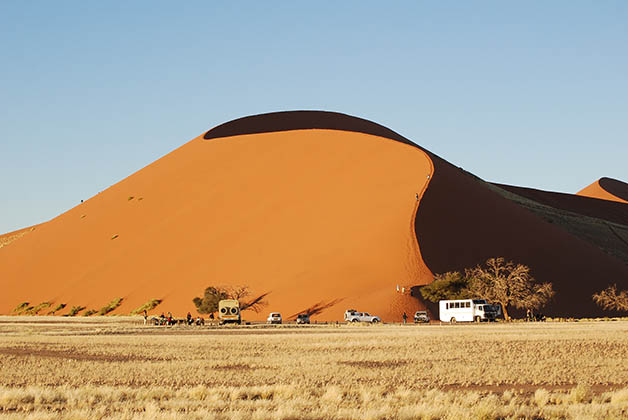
[296,313,310,324]
[413,311,430,323]
[267,312,282,324]
[344,309,381,323]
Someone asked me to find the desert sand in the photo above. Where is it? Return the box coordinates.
[1,111,627,319]
[0,122,433,321]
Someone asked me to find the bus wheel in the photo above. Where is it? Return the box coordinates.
[450,317,456,324]
[475,316,481,323]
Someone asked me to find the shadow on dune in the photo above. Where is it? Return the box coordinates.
[599,178,628,202]
[288,298,345,320]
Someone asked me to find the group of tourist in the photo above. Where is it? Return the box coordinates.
[142,310,209,326]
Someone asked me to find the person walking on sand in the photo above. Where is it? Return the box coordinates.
[402,312,407,324]
[143,310,147,325]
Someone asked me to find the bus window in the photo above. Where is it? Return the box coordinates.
[466,302,471,308]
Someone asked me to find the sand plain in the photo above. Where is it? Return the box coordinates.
[0,317,627,419]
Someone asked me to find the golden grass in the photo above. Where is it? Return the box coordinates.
[0,318,627,419]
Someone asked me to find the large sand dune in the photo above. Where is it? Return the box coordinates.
[1,111,627,319]
[0,114,434,320]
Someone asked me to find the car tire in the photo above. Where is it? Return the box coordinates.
[450,317,456,324]
[475,316,481,323]
[351,319,359,323]
[371,319,379,324]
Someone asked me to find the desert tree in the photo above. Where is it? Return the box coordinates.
[593,285,628,312]
[193,285,269,314]
[419,271,472,303]
[193,286,230,314]
[467,257,554,320]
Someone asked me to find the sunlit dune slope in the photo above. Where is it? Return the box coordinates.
[577,178,628,204]
[0,118,433,320]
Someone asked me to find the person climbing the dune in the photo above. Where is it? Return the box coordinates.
[402,312,407,324]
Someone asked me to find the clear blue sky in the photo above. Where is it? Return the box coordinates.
[1,1,627,233]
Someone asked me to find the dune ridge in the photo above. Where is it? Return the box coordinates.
[577,178,628,204]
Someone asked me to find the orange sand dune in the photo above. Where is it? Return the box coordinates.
[577,178,628,204]
[2,111,627,320]
[0,122,433,320]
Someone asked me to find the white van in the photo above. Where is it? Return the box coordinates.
[439,299,496,323]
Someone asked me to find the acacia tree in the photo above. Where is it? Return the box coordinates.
[420,271,472,303]
[467,257,554,320]
[593,285,628,312]
[193,286,269,314]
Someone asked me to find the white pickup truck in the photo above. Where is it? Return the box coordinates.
[344,309,381,323]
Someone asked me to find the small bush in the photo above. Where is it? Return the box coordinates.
[111,234,119,240]
[48,303,66,315]
[127,196,134,201]
[131,299,162,315]
[66,306,86,317]
[84,309,98,317]
[98,298,123,315]
[12,302,29,314]
[25,302,52,315]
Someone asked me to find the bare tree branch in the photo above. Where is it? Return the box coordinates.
[467,257,554,320]
[593,285,628,312]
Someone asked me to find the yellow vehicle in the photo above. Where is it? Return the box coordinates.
[218,299,241,325]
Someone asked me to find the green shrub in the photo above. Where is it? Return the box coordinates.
[48,303,66,315]
[98,298,123,315]
[26,302,52,315]
[66,306,86,317]
[83,309,98,316]
[131,299,162,315]
[12,302,30,314]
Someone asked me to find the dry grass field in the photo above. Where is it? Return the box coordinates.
[0,317,627,419]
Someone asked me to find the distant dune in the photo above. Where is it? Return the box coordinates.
[577,178,628,204]
[1,111,627,319]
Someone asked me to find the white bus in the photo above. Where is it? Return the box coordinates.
[439,299,496,323]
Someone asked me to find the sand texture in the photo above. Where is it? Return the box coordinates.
[0,124,433,321]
